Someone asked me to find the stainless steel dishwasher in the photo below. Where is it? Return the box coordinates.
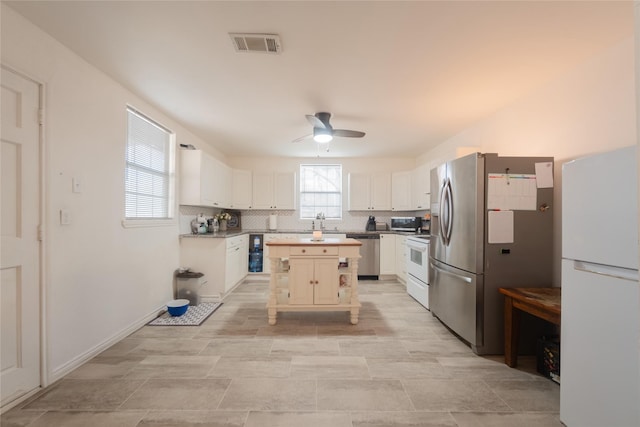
[346,233,379,279]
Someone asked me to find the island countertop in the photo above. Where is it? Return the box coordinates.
[265,237,362,246]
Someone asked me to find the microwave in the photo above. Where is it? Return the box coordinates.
[390,217,419,232]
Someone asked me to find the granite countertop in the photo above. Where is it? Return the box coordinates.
[180,229,430,239]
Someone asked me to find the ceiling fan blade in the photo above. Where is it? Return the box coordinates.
[292,134,312,143]
[306,114,327,129]
[333,129,365,138]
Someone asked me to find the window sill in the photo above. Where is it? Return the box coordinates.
[121,218,176,228]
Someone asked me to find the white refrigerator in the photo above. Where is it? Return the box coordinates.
[561,145,640,427]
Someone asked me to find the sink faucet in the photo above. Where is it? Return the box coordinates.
[316,212,326,230]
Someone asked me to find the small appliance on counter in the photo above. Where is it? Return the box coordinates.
[268,214,278,230]
[191,213,209,234]
[420,214,431,234]
[390,216,418,232]
[365,215,376,231]
[375,221,387,231]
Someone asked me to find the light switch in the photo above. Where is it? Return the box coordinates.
[72,177,82,193]
[60,209,71,225]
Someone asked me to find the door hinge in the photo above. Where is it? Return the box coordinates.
[38,108,44,125]
[37,224,44,241]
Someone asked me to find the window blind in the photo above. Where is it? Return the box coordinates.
[125,108,174,219]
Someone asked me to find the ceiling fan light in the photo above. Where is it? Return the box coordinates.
[313,129,333,143]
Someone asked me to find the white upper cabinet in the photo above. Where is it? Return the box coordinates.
[210,157,231,208]
[391,171,412,211]
[347,173,370,211]
[252,171,296,210]
[274,171,296,209]
[180,150,231,208]
[231,169,252,209]
[411,163,431,210]
[348,172,391,211]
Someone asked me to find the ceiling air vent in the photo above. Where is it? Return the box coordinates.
[229,33,282,54]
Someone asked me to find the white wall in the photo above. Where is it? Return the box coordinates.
[1,5,216,382]
[420,36,637,284]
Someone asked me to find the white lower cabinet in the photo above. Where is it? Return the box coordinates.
[289,257,339,305]
[395,234,408,283]
[180,235,248,300]
[379,233,396,275]
[225,235,248,293]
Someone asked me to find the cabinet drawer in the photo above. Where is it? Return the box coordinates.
[226,235,244,249]
[290,246,339,256]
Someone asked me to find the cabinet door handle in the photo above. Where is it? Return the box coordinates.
[315,280,319,284]
[323,249,327,253]
[309,280,314,285]
[301,249,306,253]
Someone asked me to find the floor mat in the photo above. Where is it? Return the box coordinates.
[148,302,222,326]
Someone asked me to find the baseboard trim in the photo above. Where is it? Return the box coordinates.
[200,294,222,303]
[0,386,42,413]
[49,304,164,383]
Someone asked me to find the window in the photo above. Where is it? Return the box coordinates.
[299,164,342,219]
[125,107,175,221]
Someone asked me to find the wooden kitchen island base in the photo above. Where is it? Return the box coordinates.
[266,238,362,325]
[267,303,361,326]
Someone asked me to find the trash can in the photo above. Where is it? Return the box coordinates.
[176,271,204,306]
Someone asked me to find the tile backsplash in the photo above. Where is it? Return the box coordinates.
[180,206,428,235]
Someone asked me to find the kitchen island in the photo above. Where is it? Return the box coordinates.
[265,237,362,325]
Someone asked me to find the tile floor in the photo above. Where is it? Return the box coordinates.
[1,278,562,427]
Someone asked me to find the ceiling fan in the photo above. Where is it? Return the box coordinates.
[292,112,365,144]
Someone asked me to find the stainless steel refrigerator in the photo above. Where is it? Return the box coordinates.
[429,152,554,355]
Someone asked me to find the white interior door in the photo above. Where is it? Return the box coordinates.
[1,67,41,407]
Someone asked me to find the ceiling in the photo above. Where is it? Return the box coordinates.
[5,1,634,159]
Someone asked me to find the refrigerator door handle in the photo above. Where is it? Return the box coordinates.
[431,262,472,283]
[573,260,639,282]
[439,179,449,246]
[445,179,453,244]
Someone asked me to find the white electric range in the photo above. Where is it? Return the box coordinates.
[406,235,430,309]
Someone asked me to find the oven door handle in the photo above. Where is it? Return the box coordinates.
[407,242,427,252]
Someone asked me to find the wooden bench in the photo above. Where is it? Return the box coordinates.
[498,287,561,368]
